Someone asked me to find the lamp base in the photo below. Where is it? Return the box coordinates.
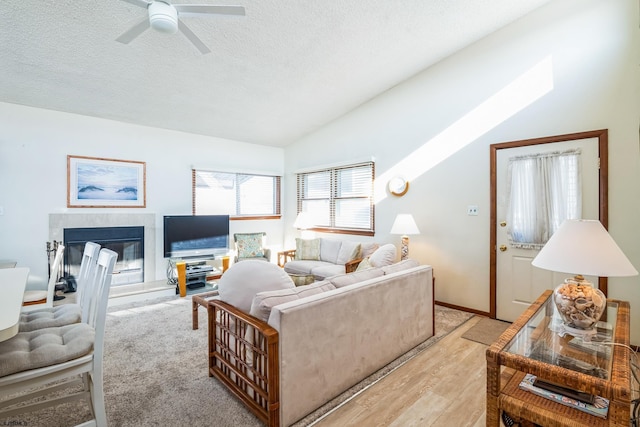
[552,322,598,342]
[400,235,409,261]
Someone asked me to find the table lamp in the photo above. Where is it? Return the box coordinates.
[531,219,638,339]
[390,214,420,260]
[293,212,316,240]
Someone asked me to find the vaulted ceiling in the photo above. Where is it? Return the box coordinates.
[0,0,551,147]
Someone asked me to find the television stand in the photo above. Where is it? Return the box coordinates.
[168,257,220,293]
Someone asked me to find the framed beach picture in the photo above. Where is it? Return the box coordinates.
[67,155,146,208]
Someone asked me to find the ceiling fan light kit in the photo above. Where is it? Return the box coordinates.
[116,0,246,54]
[149,2,178,34]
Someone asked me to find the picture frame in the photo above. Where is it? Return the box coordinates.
[67,155,146,208]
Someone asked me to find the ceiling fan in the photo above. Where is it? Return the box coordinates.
[116,0,245,54]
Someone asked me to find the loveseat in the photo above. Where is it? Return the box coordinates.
[282,237,393,280]
[206,258,434,427]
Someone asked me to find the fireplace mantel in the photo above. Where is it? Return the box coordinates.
[49,213,156,284]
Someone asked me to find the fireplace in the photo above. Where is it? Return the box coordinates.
[63,226,144,287]
[50,213,156,288]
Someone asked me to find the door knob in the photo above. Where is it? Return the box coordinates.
[500,221,507,227]
[499,245,507,252]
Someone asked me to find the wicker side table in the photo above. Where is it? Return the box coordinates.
[486,290,631,427]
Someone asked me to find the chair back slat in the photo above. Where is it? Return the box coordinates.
[86,249,117,330]
[44,245,65,308]
[77,242,101,323]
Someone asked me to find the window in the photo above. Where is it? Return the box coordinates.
[506,149,581,248]
[193,170,281,219]
[296,162,374,235]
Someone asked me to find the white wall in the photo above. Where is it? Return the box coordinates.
[0,104,285,286]
[285,0,640,343]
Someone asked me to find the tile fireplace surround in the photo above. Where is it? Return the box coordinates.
[49,213,156,285]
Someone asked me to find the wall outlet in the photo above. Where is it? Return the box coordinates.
[467,205,478,216]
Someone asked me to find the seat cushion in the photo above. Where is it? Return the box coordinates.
[19,304,82,332]
[327,267,385,288]
[218,259,295,313]
[22,289,48,304]
[0,323,94,377]
[381,259,420,274]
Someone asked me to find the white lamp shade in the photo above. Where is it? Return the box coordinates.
[293,212,316,229]
[390,214,420,236]
[531,219,638,277]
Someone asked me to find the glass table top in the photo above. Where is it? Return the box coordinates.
[505,293,618,380]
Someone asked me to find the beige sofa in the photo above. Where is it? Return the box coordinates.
[207,259,434,427]
[282,238,392,280]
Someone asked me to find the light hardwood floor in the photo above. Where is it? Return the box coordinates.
[313,316,492,427]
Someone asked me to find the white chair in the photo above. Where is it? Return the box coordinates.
[19,242,101,332]
[21,244,65,311]
[0,248,118,427]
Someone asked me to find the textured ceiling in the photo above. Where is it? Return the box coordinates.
[0,0,550,147]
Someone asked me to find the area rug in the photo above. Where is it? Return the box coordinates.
[461,316,511,346]
[1,297,473,427]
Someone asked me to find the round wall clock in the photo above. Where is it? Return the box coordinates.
[388,176,409,196]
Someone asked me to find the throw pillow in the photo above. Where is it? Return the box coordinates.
[235,233,265,258]
[217,259,295,313]
[355,257,372,272]
[249,280,336,322]
[294,238,320,260]
[368,243,397,267]
[336,241,361,265]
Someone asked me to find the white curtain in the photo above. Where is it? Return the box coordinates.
[506,149,582,249]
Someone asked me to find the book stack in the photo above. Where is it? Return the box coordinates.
[518,373,609,419]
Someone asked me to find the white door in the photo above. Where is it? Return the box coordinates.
[495,139,600,322]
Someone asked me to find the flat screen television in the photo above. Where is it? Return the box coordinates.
[163,215,229,258]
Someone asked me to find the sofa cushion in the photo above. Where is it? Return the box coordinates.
[218,260,295,313]
[360,242,379,258]
[319,238,342,264]
[235,233,265,258]
[310,264,346,280]
[327,267,384,288]
[368,243,397,267]
[284,260,334,276]
[336,241,361,266]
[249,280,336,322]
[295,238,321,261]
[381,259,420,274]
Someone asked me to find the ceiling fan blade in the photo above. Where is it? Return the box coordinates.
[119,0,152,9]
[178,21,211,54]
[174,5,246,17]
[116,17,151,44]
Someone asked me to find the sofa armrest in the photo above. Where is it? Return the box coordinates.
[207,299,280,427]
[344,258,363,273]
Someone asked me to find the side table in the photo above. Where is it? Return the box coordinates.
[486,290,631,427]
[277,249,296,268]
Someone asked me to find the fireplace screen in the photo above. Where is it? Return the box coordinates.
[63,226,144,287]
